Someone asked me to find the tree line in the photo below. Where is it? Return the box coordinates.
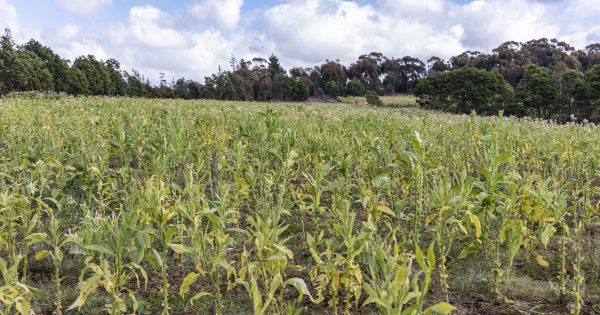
[2,28,600,121]
[0,28,427,102]
[415,39,600,122]
[0,29,168,98]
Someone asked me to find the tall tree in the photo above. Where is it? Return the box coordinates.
[517,64,557,119]
[560,69,589,119]
[22,39,70,93]
[320,60,347,92]
[427,56,449,74]
[382,56,426,94]
[268,54,285,78]
[348,52,383,92]
[106,58,128,96]
[68,67,89,96]
[585,65,600,116]
[73,55,114,96]
[0,30,52,94]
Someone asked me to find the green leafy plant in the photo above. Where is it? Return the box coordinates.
[363,242,455,315]
[69,210,150,315]
[236,210,314,315]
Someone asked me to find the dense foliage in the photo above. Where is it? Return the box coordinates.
[1,97,599,314]
[365,90,383,107]
[414,67,513,115]
[416,40,600,122]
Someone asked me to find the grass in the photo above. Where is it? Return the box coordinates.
[337,94,418,107]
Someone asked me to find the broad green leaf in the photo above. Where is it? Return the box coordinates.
[427,242,436,269]
[285,277,316,303]
[499,226,507,244]
[168,243,194,255]
[135,230,151,250]
[84,245,114,257]
[189,292,212,305]
[152,248,163,268]
[457,243,479,259]
[415,244,425,269]
[128,248,145,264]
[361,296,378,307]
[24,232,47,245]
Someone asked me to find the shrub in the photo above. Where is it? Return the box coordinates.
[346,79,366,97]
[324,80,344,97]
[365,91,383,106]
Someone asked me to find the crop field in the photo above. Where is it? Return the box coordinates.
[1,97,600,314]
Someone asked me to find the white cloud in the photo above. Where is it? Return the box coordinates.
[42,5,259,82]
[562,25,600,50]
[51,24,80,43]
[55,0,112,16]
[63,41,109,61]
[449,0,559,51]
[258,0,464,65]
[126,5,188,48]
[189,0,244,31]
[22,0,600,82]
[41,24,108,62]
[565,0,600,20]
[378,0,447,16]
[586,26,600,44]
[0,0,19,31]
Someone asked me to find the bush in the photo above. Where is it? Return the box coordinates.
[346,79,366,96]
[365,91,383,106]
[414,67,513,115]
[324,80,344,97]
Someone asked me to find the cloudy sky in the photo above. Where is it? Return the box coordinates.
[2,0,600,82]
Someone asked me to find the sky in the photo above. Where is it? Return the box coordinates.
[2,0,600,82]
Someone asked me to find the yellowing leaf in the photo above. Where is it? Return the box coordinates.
[35,250,51,261]
[180,272,198,299]
[540,225,556,248]
[536,255,549,268]
[285,278,316,303]
[377,205,396,217]
[467,211,481,238]
[424,302,455,315]
[499,226,506,244]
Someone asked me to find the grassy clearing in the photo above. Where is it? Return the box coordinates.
[0,97,599,314]
[337,95,417,107]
